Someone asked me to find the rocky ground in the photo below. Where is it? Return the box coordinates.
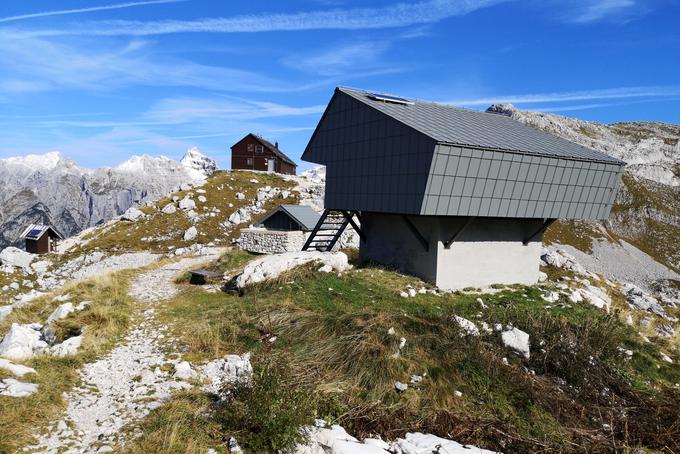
[25,252,224,453]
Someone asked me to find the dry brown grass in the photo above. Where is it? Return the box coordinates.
[0,271,136,452]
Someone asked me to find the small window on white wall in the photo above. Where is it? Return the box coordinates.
[255,145,264,153]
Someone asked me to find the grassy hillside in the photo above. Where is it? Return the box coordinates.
[125,250,679,453]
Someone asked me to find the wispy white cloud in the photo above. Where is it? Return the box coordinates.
[445,85,680,107]
[560,0,649,24]
[15,0,509,37]
[282,41,395,76]
[0,0,183,24]
[17,96,324,129]
[0,33,297,94]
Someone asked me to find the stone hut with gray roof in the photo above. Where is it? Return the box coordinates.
[301,87,625,289]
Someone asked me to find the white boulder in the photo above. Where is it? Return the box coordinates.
[501,327,530,359]
[0,305,12,321]
[235,252,350,289]
[0,358,37,377]
[161,203,177,214]
[121,207,144,221]
[624,284,666,317]
[49,335,83,357]
[581,285,611,312]
[46,302,75,325]
[0,378,38,397]
[541,291,560,303]
[0,247,35,271]
[198,195,207,203]
[0,323,47,360]
[200,353,253,396]
[452,316,480,336]
[183,226,198,241]
[174,361,197,380]
[31,260,51,275]
[178,197,196,210]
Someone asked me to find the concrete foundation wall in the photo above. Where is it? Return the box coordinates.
[359,213,544,290]
[239,228,307,254]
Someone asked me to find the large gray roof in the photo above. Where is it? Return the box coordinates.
[339,87,624,164]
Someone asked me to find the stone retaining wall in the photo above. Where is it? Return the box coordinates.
[238,228,307,254]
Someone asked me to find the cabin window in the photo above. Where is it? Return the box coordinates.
[255,145,264,153]
[247,158,253,165]
[247,143,254,151]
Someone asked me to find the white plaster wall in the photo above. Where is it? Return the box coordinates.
[360,213,544,290]
[359,213,438,283]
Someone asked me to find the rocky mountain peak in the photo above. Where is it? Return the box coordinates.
[180,147,217,180]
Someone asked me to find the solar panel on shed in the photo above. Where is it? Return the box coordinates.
[27,229,43,238]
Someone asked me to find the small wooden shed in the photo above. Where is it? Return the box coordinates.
[19,224,63,254]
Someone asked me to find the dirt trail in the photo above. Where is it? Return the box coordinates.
[26,252,222,453]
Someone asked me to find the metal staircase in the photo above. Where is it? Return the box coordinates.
[302,209,362,252]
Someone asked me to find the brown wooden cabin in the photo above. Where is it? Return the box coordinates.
[231,133,297,175]
[19,224,63,254]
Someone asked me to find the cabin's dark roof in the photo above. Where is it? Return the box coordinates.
[19,224,63,241]
[255,204,321,231]
[339,87,624,165]
[234,133,297,167]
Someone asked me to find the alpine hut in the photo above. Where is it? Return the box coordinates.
[300,87,625,289]
[231,133,297,175]
[19,224,63,254]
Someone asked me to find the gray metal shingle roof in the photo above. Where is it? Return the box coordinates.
[256,204,321,231]
[339,87,624,164]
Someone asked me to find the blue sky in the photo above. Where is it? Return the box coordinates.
[0,0,679,170]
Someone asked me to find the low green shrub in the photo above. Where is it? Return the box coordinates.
[216,355,315,453]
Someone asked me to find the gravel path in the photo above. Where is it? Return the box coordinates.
[559,239,679,291]
[26,252,223,453]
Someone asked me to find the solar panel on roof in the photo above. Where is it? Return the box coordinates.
[27,229,43,238]
[367,93,414,105]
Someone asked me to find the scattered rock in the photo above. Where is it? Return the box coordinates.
[581,285,611,311]
[174,361,197,380]
[161,203,177,214]
[198,195,207,203]
[178,197,196,210]
[0,323,47,360]
[46,302,75,324]
[183,226,198,241]
[0,247,35,271]
[200,353,253,396]
[0,378,38,397]
[452,316,480,336]
[235,252,350,289]
[394,381,408,392]
[121,207,144,221]
[50,335,83,357]
[501,327,531,359]
[624,283,667,318]
[0,358,37,377]
[541,291,560,303]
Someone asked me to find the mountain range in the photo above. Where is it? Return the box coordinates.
[0,148,217,248]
